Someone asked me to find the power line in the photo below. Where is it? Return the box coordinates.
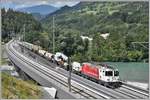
[131,42,149,49]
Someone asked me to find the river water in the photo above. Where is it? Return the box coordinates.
[104,62,149,83]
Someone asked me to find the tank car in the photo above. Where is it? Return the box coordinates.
[54,52,68,68]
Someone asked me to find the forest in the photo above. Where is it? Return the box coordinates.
[2,2,149,62]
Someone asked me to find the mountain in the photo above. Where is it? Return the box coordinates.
[42,1,148,39]
[16,4,59,15]
[48,5,71,15]
[46,2,94,16]
[31,13,46,21]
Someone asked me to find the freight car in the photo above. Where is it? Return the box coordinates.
[54,52,68,68]
[72,62,121,88]
[72,61,81,73]
[32,45,41,53]
[38,50,47,56]
[38,50,54,61]
[45,52,54,61]
[18,42,54,61]
[18,42,41,52]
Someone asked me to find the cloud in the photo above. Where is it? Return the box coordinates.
[1,0,80,9]
[50,1,80,7]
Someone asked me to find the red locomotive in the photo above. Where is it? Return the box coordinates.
[73,62,121,88]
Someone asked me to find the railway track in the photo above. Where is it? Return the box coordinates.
[114,83,149,99]
[7,40,149,99]
[122,82,149,95]
[114,85,148,99]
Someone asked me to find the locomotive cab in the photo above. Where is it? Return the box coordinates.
[98,64,120,88]
[104,70,119,82]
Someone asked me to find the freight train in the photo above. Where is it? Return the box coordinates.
[17,41,121,88]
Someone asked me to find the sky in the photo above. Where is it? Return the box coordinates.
[1,0,80,9]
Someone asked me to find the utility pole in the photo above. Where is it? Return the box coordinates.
[68,57,72,92]
[88,40,92,61]
[21,24,26,53]
[23,24,26,42]
[53,16,55,54]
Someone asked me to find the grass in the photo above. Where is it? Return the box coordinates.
[1,44,8,65]
[2,73,42,99]
[1,58,9,65]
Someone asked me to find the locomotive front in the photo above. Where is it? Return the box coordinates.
[99,64,121,88]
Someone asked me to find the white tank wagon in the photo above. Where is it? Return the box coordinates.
[45,52,54,61]
[54,52,68,68]
[32,45,42,53]
[25,42,33,50]
[72,62,81,73]
[38,50,47,56]
[19,42,33,50]
[17,41,23,46]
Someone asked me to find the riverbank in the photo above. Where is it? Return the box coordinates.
[126,81,149,90]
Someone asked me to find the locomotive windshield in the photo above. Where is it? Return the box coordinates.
[105,71,113,76]
[114,71,119,76]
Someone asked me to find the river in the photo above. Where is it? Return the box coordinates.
[104,62,149,83]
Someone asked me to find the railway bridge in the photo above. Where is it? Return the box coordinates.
[5,40,149,99]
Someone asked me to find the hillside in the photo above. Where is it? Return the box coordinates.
[43,2,148,37]
[41,1,149,62]
[2,73,41,99]
[1,8,43,43]
[2,2,148,62]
